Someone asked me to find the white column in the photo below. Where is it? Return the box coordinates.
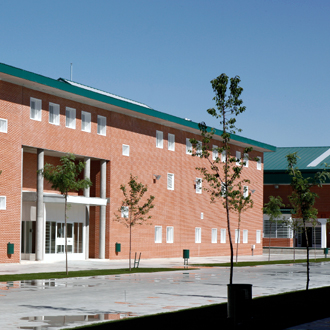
[36,149,44,261]
[84,157,91,259]
[99,160,107,259]
[318,219,327,248]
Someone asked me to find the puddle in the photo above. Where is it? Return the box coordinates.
[19,312,134,329]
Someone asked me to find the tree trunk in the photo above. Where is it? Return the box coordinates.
[65,195,68,275]
[303,220,310,290]
[235,213,241,264]
[268,222,272,261]
[129,224,132,271]
[227,200,233,285]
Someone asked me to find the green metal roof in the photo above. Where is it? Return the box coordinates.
[0,62,276,152]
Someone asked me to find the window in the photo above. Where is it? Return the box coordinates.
[221,150,226,163]
[168,133,175,151]
[0,196,6,210]
[212,145,218,161]
[156,130,163,148]
[166,226,174,243]
[30,97,42,121]
[186,138,192,154]
[155,226,162,243]
[97,115,106,136]
[212,228,217,243]
[66,107,76,129]
[195,227,201,243]
[243,230,248,243]
[243,186,249,198]
[257,156,262,170]
[221,228,226,243]
[196,178,202,194]
[0,118,8,133]
[244,153,249,167]
[256,230,261,244]
[49,103,60,125]
[121,206,128,218]
[122,144,130,156]
[236,151,241,166]
[167,173,174,190]
[81,111,91,132]
[235,229,240,243]
[196,140,202,156]
[221,182,226,197]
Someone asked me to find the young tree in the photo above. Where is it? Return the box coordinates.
[39,154,92,275]
[263,196,285,261]
[114,174,155,271]
[286,152,329,290]
[190,73,253,285]
[229,182,254,264]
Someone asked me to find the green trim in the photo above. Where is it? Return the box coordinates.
[0,62,276,152]
[264,170,330,184]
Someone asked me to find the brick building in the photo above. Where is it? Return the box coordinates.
[264,147,330,248]
[0,62,275,263]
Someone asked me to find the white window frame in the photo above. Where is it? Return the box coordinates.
[122,144,130,156]
[243,229,248,243]
[244,153,249,167]
[186,138,192,155]
[49,103,60,125]
[257,156,262,170]
[155,226,162,243]
[65,107,76,129]
[236,151,241,166]
[256,230,261,244]
[221,228,226,243]
[243,186,249,198]
[30,97,42,121]
[195,227,201,243]
[81,111,91,132]
[168,133,175,151]
[235,229,240,244]
[212,145,218,161]
[167,173,174,190]
[0,196,6,210]
[166,226,174,243]
[156,130,163,149]
[97,115,106,136]
[121,206,129,218]
[196,178,202,194]
[0,118,8,133]
[212,228,217,243]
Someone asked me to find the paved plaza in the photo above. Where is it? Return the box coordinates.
[0,253,329,329]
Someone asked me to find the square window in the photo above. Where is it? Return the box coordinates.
[221,228,226,243]
[212,228,217,243]
[0,196,6,210]
[155,226,162,243]
[257,156,262,170]
[196,178,202,194]
[195,227,201,243]
[0,118,8,133]
[166,226,174,243]
[121,206,129,218]
[186,138,192,155]
[49,103,60,125]
[168,133,175,151]
[97,115,106,136]
[81,111,91,132]
[122,144,130,156]
[167,173,174,190]
[66,107,76,129]
[156,130,163,148]
[30,97,42,121]
[243,230,248,243]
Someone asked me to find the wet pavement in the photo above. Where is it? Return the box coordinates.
[0,253,329,329]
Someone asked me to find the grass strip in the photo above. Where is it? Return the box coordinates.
[192,257,330,267]
[0,268,186,282]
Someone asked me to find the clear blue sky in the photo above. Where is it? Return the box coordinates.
[1,0,329,148]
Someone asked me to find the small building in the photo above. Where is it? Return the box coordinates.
[0,62,275,263]
[264,147,330,249]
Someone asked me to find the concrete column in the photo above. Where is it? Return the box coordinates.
[99,159,107,259]
[84,157,91,259]
[318,219,327,248]
[36,149,44,261]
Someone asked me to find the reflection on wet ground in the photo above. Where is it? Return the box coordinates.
[18,313,134,329]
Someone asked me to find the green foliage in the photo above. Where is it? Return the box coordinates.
[263,196,285,221]
[189,73,253,284]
